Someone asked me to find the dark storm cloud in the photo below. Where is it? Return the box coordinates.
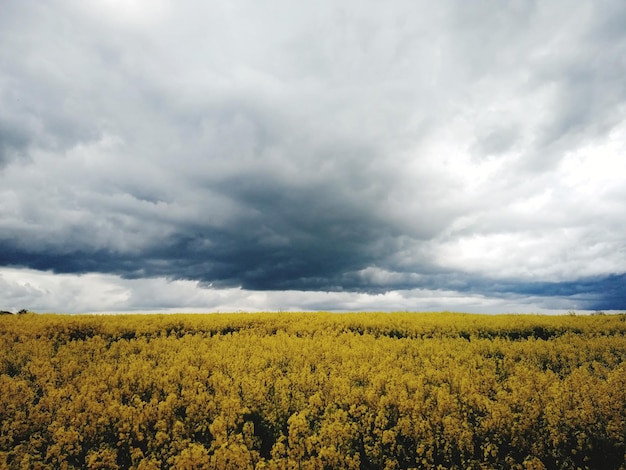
[1,0,626,312]
[0,173,399,291]
[443,273,626,311]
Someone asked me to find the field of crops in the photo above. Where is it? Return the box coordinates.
[2,312,626,469]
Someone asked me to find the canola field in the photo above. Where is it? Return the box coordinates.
[1,312,626,469]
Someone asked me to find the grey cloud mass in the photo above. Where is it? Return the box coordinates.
[1,0,625,313]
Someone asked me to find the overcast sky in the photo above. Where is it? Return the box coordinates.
[1,0,625,313]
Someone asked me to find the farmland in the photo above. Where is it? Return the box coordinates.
[1,312,626,469]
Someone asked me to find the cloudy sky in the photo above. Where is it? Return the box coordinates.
[1,0,625,313]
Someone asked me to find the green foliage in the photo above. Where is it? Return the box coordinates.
[1,312,626,469]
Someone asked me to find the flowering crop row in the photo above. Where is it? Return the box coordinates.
[1,312,625,469]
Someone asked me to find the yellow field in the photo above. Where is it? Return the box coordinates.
[1,312,626,469]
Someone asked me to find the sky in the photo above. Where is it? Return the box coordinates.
[1,0,625,314]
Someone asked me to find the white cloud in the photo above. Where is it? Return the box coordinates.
[0,267,587,314]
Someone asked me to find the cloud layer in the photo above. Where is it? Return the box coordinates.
[1,0,625,312]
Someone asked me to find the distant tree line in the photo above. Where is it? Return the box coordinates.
[0,309,30,315]
[0,308,30,315]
